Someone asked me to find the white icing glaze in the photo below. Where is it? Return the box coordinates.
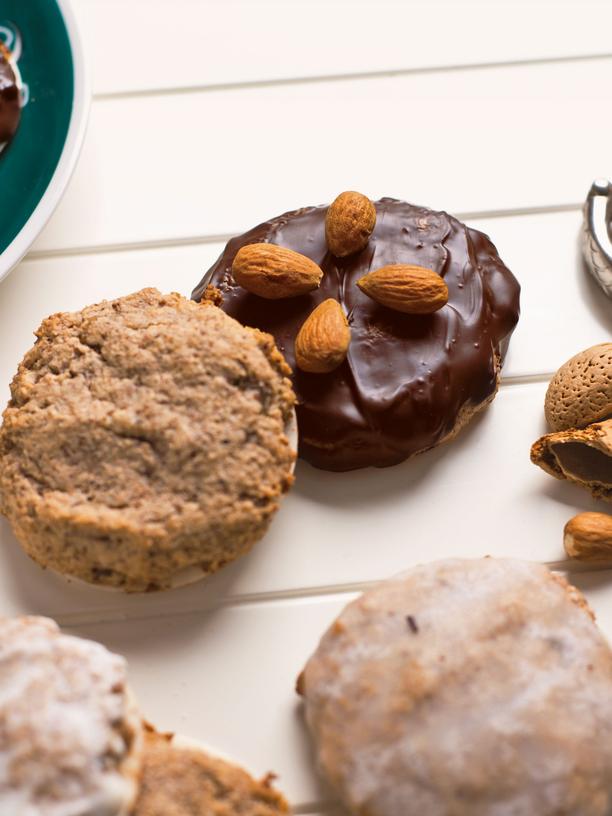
[302,559,612,816]
[0,617,142,815]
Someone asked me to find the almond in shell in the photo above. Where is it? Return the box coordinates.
[530,418,612,502]
[232,243,323,299]
[357,264,448,314]
[544,343,612,432]
[295,299,351,374]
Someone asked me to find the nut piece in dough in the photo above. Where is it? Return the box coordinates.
[545,343,612,432]
[531,418,612,501]
[298,558,612,816]
[133,726,289,815]
[0,616,142,816]
[0,289,296,591]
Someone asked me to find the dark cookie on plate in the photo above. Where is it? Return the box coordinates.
[193,195,520,471]
[0,42,20,145]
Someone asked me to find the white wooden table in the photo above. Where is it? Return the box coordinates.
[2,1,612,810]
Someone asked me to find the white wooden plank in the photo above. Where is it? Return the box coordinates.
[476,210,612,380]
[31,58,612,254]
[67,594,349,809]
[75,0,612,96]
[68,572,612,809]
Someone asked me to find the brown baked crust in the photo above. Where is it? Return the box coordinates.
[133,727,289,816]
[0,289,296,591]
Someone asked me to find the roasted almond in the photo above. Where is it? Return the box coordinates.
[232,243,323,299]
[325,191,376,257]
[564,512,612,561]
[357,264,448,314]
[295,299,351,374]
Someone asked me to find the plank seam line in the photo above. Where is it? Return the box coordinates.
[500,373,552,387]
[58,581,371,628]
[56,561,612,629]
[91,52,612,102]
[24,203,581,262]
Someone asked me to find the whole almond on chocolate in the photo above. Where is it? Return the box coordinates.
[325,191,376,257]
[564,512,612,561]
[295,299,350,374]
[232,243,323,299]
[357,264,448,314]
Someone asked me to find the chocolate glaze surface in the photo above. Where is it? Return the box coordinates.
[193,199,520,470]
[0,46,20,145]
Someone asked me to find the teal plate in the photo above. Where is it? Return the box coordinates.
[0,0,89,282]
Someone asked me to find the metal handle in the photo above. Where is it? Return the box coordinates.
[582,178,612,299]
